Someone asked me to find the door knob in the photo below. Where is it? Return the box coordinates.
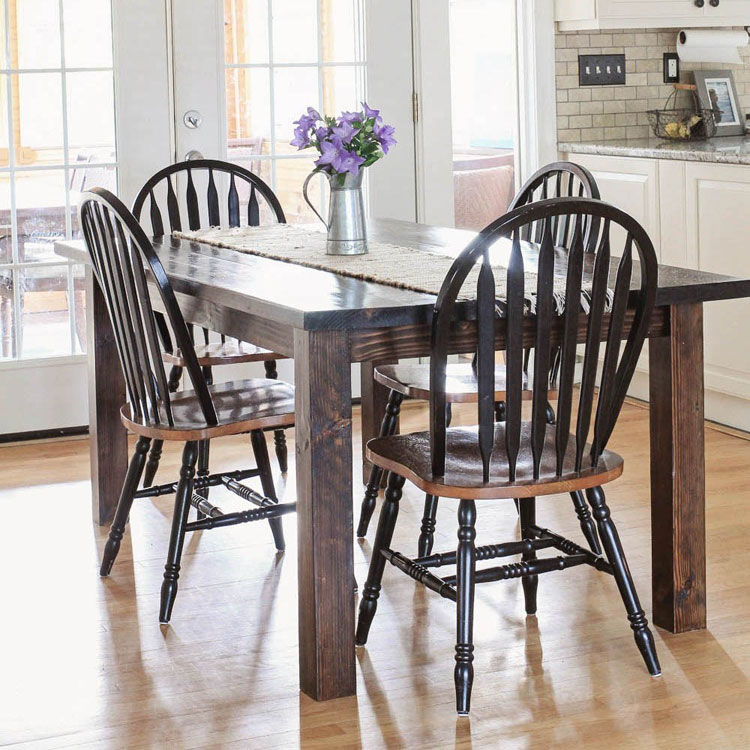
[183,110,202,129]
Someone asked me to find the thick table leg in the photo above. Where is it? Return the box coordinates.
[360,359,397,484]
[648,303,706,633]
[86,268,128,526]
[294,328,356,700]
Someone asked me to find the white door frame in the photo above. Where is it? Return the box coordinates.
[113,0,174,204]
[411,0,455,228]
[366,0,418,223]
[515,0,558,182]
[169,0,225,165]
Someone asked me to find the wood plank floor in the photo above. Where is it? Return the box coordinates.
[0,401,748,749]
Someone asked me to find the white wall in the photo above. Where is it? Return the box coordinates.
[1,359,88,434]
[365,0,418,222]
[412,0,455,227]
[112,0,173,205]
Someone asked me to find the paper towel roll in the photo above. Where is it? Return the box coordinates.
[677,29,749,65]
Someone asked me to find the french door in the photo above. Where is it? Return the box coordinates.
[0,0,551,434]
[0,0,117,435]
[170,0,532,232]
[169,0,419,395]
[170,0,418,225]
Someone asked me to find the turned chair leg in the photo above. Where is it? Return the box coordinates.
[519,497,538,615]
[545,402,556,424]
[160,441,198,624]
[142,439,163,488]
[100,436,151,576]
[195,361,212,520]
[196,439,210,520]
[357,390,403,538]
[570,490,601,554]
[418,495,439,557]
[455,498,477,716]
[585,486,661,677]
[415,401,453,555]
[250,429,286,551]
[356,472,405,646]
[264,360,289,473]
[144,365,182,488]
[273,430,288,473]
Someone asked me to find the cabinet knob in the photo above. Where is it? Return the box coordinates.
[695,0,704,6]
[709,0,720,5]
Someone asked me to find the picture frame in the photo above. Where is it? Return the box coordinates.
[693,69,744,137]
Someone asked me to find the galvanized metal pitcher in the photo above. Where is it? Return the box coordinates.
[302,170,368,255]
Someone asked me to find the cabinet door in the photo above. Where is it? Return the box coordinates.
[685,162,750,416]
[555,0,597,24]
[562,152,661,257]
[658,160,688,268]
[598,0,704,21]
[562,152,660,398]
[705,0,750,18]
[556,0,750,27]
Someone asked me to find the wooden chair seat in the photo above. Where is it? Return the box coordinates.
[374,362,537,403]
[366,422,623,500]
[121,378,295,440]
[163,341,286,368]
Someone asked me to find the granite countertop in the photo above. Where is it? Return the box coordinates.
[560,135,750,166]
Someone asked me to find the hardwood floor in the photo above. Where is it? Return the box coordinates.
[0,401,748,749]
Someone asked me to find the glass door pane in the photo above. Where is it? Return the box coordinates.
[449,0,518,231]
[0,0,117,361]
[224,0,366,223]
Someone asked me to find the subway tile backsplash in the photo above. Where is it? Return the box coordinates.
[555,28,750,143]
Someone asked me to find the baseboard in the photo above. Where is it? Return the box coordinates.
[630,369,750,434]
[0,425,89,445]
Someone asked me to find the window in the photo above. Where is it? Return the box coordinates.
[224,0,366,223]
[0,0,116,360]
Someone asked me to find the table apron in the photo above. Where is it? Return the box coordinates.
[153,297,672,364]
[153,292,296,358]
[349,305,671,362]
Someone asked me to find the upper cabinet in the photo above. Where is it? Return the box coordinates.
[555,0,750,30]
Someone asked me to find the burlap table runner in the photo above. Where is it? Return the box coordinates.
[173,224,567,305]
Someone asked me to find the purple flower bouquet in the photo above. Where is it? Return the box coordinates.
[293,102,395,255]
[291,102,396,186]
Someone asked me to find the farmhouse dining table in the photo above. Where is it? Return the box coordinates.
[56,218,750,702]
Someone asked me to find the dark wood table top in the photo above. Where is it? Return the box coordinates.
[56,218,750,331]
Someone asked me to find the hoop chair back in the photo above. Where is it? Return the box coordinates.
[79,187,217,428]
[132,158,285,236]
[429,197,658,485]
[132,159,286,354]
[509,161,601,252]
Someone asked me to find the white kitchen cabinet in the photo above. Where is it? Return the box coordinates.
[708,0,750,19]
[684,161,750,426]
[560,152,660,400]
[560,152,661,258]
[561,149,750,430]
[555,0,750,30]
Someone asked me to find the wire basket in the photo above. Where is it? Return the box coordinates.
[647,83,718,141]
